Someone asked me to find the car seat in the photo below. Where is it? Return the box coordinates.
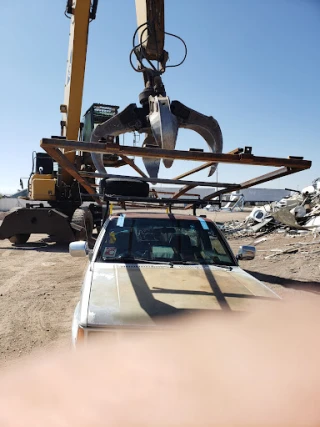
[115,232,130,256]
[170,234,195,261]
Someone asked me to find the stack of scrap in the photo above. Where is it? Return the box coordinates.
[221,178,320,237]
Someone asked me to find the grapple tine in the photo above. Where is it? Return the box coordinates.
[90,104,148,174]
[171,100,223,176]
[142,134,161,178]
[149,95,179,169]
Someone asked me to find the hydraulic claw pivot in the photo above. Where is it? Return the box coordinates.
[171,100,223,177]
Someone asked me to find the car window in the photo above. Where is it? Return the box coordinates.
[97,216,235,266]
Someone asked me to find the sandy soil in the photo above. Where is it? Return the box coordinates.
[0,208,319,369]
[0,235,87,369]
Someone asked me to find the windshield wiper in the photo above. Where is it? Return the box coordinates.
[210,264,233,271]
[104,256,173,265]
[128,257,173,265]
[169,261,200,265]
[196,260,233,271]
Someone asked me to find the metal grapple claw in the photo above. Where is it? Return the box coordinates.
[171,100,223,176]
[90,98,223,179]
[142,133,161,178]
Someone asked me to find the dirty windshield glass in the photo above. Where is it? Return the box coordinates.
[98,216,235,266]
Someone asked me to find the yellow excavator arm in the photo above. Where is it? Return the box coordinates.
[59,0,168,185]
[61,0,93,141]
[59,0,222,183]
[62,0,166,139]
[59,0,97,184]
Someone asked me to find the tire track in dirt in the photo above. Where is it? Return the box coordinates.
[1,250,12,258]
[0,253,42,292]
[0,239,87,368]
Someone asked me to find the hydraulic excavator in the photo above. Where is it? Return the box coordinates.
[0,0,223,245]
[1,1,310,245]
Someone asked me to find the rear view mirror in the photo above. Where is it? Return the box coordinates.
[237,245,256,261]
[69,241,88,257]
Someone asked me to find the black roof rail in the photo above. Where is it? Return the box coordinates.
[101,194,221,217]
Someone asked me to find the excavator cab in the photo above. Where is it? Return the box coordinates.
[30,104,123,203]
[82,103,119,142]
[82,103,128,168]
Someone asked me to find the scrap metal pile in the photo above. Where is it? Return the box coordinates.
[221,178,320,238]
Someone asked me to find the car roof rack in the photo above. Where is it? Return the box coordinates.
[102,194,221,219]
[40,138,312,211]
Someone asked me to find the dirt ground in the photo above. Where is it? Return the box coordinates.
[0,208,319,369]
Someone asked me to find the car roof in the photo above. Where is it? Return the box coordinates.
[109,212,212,222]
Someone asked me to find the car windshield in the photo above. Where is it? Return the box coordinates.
[97,216,235,266]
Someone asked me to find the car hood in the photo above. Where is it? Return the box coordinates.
[87,263,279,327]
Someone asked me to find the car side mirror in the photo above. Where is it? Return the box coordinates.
[69,241,89,257]
[237,245,256,261]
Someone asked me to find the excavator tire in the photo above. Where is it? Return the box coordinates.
[71,207,93,242]
[9,234,31,244]
[100,178,149,198]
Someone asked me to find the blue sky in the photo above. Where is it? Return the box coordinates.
[1,0,319,195]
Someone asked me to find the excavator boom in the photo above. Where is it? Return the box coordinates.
[60,0,98,184]
[135,0,165,64]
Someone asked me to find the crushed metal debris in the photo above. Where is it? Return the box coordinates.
[219,177,320,239]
